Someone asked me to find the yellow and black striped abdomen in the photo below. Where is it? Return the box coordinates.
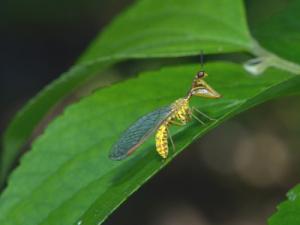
[155,123,169,158]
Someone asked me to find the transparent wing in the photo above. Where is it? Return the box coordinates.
[109,106,172,160]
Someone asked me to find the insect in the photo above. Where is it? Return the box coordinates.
[109,66,221,160]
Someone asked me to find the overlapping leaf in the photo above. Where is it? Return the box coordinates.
[3,0,300,224]
[1,0,254,181]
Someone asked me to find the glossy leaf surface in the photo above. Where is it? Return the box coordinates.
[0,62,299,225]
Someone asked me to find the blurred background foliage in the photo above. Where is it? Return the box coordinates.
[0,0,299,225]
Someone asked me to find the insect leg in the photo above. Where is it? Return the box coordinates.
[167,127,176,152]
[169,119,186,126]
[190,112,205,125]
[192,107,216,121]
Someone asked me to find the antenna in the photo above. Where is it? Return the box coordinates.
[200,50,204,70]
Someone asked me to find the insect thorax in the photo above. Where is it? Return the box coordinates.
[171,98,191,123]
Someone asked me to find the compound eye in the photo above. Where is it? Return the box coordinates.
[197,71,205,78]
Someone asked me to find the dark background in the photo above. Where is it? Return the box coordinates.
[1,0,300,224]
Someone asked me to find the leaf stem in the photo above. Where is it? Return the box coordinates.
[245,40,300,75]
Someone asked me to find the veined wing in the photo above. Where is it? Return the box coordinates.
[109,106,172,160]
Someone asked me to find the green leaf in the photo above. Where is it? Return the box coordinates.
[269,185,300,225]
[251,0,300,64]
[1,62,112,182]
[79,0,253,63]
[1,0,254,182]
[0,62,299,225]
